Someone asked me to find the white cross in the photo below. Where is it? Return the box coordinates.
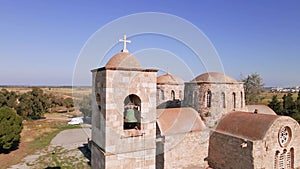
[119,35,131,53]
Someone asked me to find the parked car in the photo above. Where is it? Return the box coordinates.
[68,117,83,125]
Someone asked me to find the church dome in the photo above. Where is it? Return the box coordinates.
[193,72,237,83]
[105,52,142,69]
[157,73,184,85]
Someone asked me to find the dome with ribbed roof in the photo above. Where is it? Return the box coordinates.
[105,52,141,69]
[157,73,184,85]
[193,72,237,83]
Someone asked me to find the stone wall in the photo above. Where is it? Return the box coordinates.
[91,141,155,169]
[161,131,209,169]
[208,131,254,169]
[208,116,300,169]
[254,116,300,168]
[91,68,157,169]
[156,84,184,106]
[184,82,246,128]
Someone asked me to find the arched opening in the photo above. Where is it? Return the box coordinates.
[279,149,287,169]
[232,92,236,109]
[240,91,243,108]
[289,147,294,169]
[179,90,182,100]
[193,91,198,109]
[159,90,165,100]
[123,94,141,130]
[171,90,175,100]
[96,93,101,111]
[274,150,280,169]
[221,92,226,108]
[206,90,212,108]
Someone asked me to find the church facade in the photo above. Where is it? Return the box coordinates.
[90,36,300,169]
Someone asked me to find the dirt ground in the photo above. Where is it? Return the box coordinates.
[7,128,91,169]
[0,112,90,169]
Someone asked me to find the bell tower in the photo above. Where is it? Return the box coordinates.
[90,36,158,169]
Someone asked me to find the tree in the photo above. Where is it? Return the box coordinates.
[295,90,300,113]
[282,93,295,116]
[242,73,264,104]
[268,95,282,114]
[0,107,23,150]
[79,95,92,117]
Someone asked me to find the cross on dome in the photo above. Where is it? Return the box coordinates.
[119,35,131,53]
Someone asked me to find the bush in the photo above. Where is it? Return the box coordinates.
[0,107,23,151]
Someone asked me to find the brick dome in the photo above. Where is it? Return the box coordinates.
[193,72,237,83]
[105,52,141,69]
[157,73,184,85]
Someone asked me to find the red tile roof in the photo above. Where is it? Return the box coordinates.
[216,111,279,140]
[157,107,206,136]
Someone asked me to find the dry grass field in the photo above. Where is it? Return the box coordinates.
[0,86,91,168]
[0,86,91,97]
[259,92,298,105]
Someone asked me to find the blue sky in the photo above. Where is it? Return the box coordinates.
[0,0,299,87]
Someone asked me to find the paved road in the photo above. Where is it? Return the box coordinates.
[51,127,91,149]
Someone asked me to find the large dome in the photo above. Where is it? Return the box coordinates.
[105,52,141,69]
[157,73,184,85]
[193,72,237,83]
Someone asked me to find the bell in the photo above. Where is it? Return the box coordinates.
[124,108,138,123]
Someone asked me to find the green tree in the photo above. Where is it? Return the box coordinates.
[295,90,300,113]
[242,73,264,104]
[282,92,295,115]
[79,95,92,117]
[16,88,48,118]
[268,95,282,114]
[0,107,23,150]
[63,98,74,108]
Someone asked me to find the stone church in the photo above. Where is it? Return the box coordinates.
[90,36,300,169]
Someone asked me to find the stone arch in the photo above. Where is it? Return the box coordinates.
[232,92,236,109]
[159,89,165,100]
[123,94,141,130]
[179,90,182,100]
[274,150,280,169]
[290,147,294,169]
[240,91,243,108]
[221,92,226,108]
[206,90,212,108]
[171,90,175,100]
[96,93,101,111]
[193,91,198,109]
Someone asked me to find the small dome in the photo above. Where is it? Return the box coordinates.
[193,72,237,83]
[105,52,141,69]
[157,73,184,85]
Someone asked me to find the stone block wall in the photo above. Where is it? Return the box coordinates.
[254,117,300,168]
[91,141,155,169]
[184,82,246,128]
[156,84,184,106]
[208,131,254,169]
[91,68,157,169]
[162,131,209,169]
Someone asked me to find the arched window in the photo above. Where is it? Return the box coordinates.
[240,92,243,108]
[171,90,175,100]
[159,90,165,100]
[123,94,141,130]
[232,92,236,109]
[193,91,198,108]
[221,92,226,108]
[206,90,212,108]
[179,90,182,100]
[279,149,286,169]
[96,93,101,111]
[289,148,294,169]
[274,151,280,169]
